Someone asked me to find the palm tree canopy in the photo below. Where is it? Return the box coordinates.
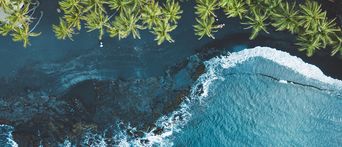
[11,24,40,47]
[194,17,218,39]
[163,0,183,24]
[141,0,162,29]
[52,17,75,40]
[152,19,177,45]
[270,2,300,34]
[242,9,269,40]
[195,0,218,20]
[223,0,246,19]
[299,1,326,31]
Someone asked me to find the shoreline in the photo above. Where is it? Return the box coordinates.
[196,32,342,80]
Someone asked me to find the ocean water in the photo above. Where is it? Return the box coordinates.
[1,47,341,146]
[65,47,341,146]
[173,47,342,146]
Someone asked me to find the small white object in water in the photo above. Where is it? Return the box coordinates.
[279,80,288,84]
[99,41,103,48]
[57,8,61,13]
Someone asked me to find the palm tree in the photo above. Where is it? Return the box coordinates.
[108,0,132,13]
[305,18,339,48]
[223,0,246,19]
[299,1,326,31]
[296,35,321,57]
[195,0,218,20]
[270,2,300,34]
[242,9,269,40]
[11,25,41,47]
[53,18,75,40]
[59,0,83,14]
[151,19,177,45]
[110,10,144,39]
[7,3,30,27]
[194,17,219,39]
[64,12,82,30]
[83,11,109,40]
[141,0,162,29]
[163,0,183,24]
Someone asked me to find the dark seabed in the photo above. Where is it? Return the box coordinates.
[0,0,342,147]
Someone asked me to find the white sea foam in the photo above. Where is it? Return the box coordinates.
[279,80,288,84]
[0,125,18,147]
[216,46,342,88]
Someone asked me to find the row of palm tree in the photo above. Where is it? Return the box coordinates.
[1,0,341,56]
[53,0,183,45]
[215,0,341,56]
[0,0,41,47]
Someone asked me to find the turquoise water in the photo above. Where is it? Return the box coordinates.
[173,57,342,146]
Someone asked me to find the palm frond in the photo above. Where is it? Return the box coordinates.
[242,9,269,40]
[151,19,177,45]
[299,1,326,31]
[163,0,183,24]
[270,2,300,34]
[53,18,75,40]
[194,17,219,39]
[195,0,218,20]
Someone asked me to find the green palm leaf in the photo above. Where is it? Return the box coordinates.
[64,12,82,30]
[194,17,219,39]
[271,2,300,34]
[109,10,144,39]
[0,23,12,36]
[242,9,269,40]
[59,0,83,14]
[151,19,177,45]
[83,11,109,40]
[296,35,321,57]
[195,0,218,20]
[53,18,75,40]
[82,0,107,14]
[305,18,339,48]
[11,25,41,47]
[108,0,132,13]
[141,0,162,29]
[299,1,326,31]
[163,0,183,24]
[223,0,246,19]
